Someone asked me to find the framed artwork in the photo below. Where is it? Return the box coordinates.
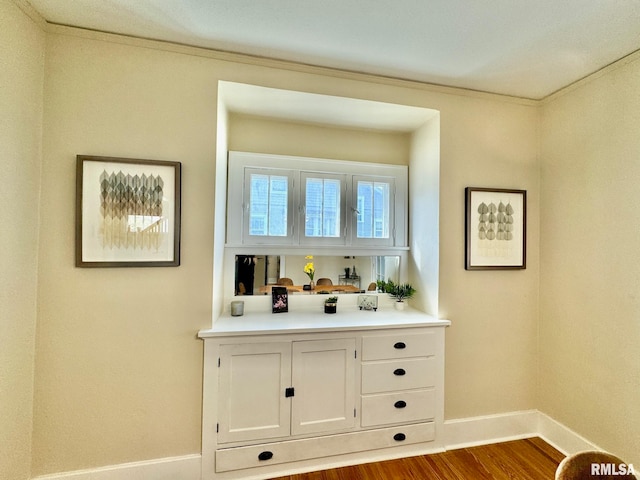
[271,287,289,313]
[465,187,526,270]
[76,155,181,267]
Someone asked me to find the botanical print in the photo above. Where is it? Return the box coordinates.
[476,199,515,258]
[99,170,167,251]
[466,188,526,269]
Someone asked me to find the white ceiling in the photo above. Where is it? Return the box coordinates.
[27,0,640,100]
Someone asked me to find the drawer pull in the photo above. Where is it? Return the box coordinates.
[258,451,273,461]
[393,433,406,441]
[393,368,406,376]
[393,342,406,349]
[394,400,407,409]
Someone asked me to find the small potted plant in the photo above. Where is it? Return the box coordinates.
[384,280,416,310]
[324,296,338,314]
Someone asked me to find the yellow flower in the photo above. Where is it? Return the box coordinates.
[303,256,315,280]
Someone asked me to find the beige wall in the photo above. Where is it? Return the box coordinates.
[539,55,640,466]
[228,112,411,165]
[32,27,540,475]
[6,4,639,475]
[33,32,218,475]
[0,1,44,479]
[438,96,540,418]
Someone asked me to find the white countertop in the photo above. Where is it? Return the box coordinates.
[198,306,450,337]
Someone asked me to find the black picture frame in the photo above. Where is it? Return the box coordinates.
[76,155,181,267]
[465,187,526,270]
[271,287,289,313]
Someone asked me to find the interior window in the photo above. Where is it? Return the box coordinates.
[356,180,390,239]
[241,166,294,245]
[352,175,395,246]
[227,151,406,248]
[249,172,288,237]
[303,174,343,238]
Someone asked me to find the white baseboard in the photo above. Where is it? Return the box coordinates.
[31,411,601,479]
[444,409,539,449]
[31,454,201,480]
[443,409,601,456]
[536,411,601,455]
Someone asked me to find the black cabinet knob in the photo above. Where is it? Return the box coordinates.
[393,342,406,349]
[393,368,406,376]
[258,451,273,461]
[394,400,407,409]
[393,433,406,441]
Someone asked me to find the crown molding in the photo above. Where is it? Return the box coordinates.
[45,23,539,107]
[12,0,47,30]
[541,47,640,105]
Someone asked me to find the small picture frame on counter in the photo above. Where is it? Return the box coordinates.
[357,295,378,311]
[271,287,288,313]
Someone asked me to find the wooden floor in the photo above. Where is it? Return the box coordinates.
[271,437,565,480]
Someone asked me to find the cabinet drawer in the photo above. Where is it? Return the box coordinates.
[215,422,435,472]
[361,389,435,427]
[361,332,436,360]
[362,357,435,394]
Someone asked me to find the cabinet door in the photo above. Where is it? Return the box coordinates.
[218,342,291,443]
[291,338,356,436]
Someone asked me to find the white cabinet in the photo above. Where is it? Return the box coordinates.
[291,339,356,435]
[360,331,438,428]
[217,342,291,444]
[200,318,447,479]
[361,389,436,427]
[217,338,356,444]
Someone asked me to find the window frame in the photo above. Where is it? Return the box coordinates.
[300,171,347,246]
[226,151,407,249]
[352,175,395,247]
[242,167,295,245]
